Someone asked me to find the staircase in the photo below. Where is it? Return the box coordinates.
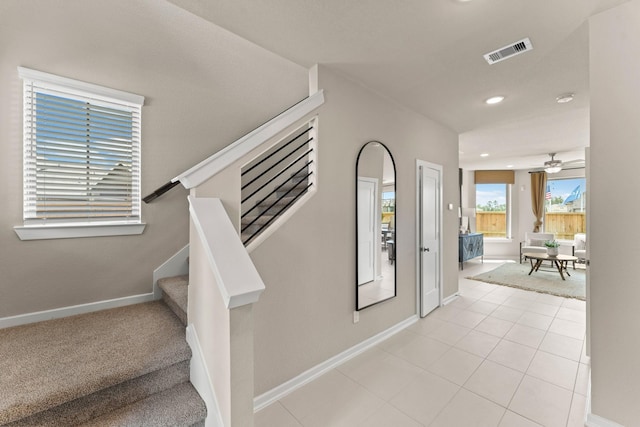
[0,278,205,427]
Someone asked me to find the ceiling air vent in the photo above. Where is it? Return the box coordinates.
[483,38,533,65]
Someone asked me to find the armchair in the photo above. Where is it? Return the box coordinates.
[572,233,587,269]
[520,232,554,263]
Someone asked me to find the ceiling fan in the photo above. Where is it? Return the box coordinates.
[544,153,563,173]
[542,153,585,174]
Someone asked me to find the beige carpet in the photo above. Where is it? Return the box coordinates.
[0,301,192,424]
[468,262,586,300]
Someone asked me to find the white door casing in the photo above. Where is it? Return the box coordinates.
[357,177,378,285]
[417,161,442,317]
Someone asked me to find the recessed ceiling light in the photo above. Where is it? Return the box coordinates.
[485,96,505,105]
[556,93,574,104]
[480,153,489,157]
[506,164,514,168]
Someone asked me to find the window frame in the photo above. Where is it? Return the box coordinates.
[14,67,146,240]
[475,182,512,240]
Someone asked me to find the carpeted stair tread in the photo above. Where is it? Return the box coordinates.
[158,275,189,325]
[77,381,206,427]
[0,301,191,425]
[5,360,191,427]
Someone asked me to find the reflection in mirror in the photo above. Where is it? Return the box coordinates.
[356,141,396,310]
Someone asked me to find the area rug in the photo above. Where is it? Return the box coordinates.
[467,262,586,300]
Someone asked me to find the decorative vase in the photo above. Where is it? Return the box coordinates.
[547,247,558,256]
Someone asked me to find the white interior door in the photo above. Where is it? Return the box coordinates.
[358,178,377,285]
[418,163,441,317]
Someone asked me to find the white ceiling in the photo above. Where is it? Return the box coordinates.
[168,0,628,171]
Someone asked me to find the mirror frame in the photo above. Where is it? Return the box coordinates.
[355,141,397,311]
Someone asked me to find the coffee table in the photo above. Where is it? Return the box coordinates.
[522,253,578,280]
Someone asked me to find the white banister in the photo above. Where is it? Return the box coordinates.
[188,196,265,308]
[188,195,265,426]
[174,90,325,189]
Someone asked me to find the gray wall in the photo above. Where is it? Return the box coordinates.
[589,1,640,424]
[251,65,459,394]
[0,0,308,317]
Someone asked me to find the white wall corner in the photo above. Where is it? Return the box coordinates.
[186,324,224,427]
[153,244,190,299]
[309,64,319,95]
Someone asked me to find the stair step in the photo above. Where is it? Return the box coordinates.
[77,382,206,427]
[0,301,192,425]
[6,360,191,426]
[158,275,189,325]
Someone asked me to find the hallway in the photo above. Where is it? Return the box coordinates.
[256,260,588,427]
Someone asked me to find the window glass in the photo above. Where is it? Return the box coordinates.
[475,183,510,238]
[545,178,586,239]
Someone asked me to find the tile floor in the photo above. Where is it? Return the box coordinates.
[256,260,588,427]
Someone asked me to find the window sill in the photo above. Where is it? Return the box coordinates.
[14,222,146,241]
[483,238,514,243]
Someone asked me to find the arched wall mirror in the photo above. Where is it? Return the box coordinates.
[356,141,396,310]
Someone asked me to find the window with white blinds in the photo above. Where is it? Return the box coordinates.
[18,67,144,230]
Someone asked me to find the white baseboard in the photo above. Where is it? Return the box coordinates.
[186,324,223,427]
[0,292,155,329]
[153,244,190,299]
[586,414,625,427]
[442,292,460,306]
[253,315,419,412]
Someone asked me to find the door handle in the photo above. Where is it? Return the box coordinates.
[422,247,430,252]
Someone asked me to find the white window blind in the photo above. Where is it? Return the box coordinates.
[19,68,144,226]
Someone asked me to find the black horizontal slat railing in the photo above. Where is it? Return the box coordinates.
[241,127,312,180]
[242,161,312,220]
[242,178,312,246]
[240,121,315,246]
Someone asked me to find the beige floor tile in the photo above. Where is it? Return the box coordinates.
[476,316,515,338]
[389,371,459,426]
[504,324,546,349]
[555,307,586,324]
[255,402,302,427]
[526,351,578,391]
[481,292,512,305]
[498,410,543,427]
[427,347,484,385]
[561,298,586,311]
[468,300,500,315]
[448,295,479,309]
[574,363,590,396]
[534,293,565,307]
[447,309,487,329]
[464,359,524,407]
[538,332,583,361]
[407,315,447,337]
[454,329,501,358]
[299,385,385,427]
[389,334,451,370]
[488,340,536,372]
[378,330,420,354]
[338,348,422,401]
[426,320,471,346]
[503,297,537,311]
[462,288,494,300]
[567,393,587,427]
[429,389,505,427]
[279,370,360,421]
[517,312,553,331]
[525,301,560,317]
[509,375,573,427]
[431,304,466,322]
[491,306,525,322]
[357,403,422,427]
[548,318,586,340]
